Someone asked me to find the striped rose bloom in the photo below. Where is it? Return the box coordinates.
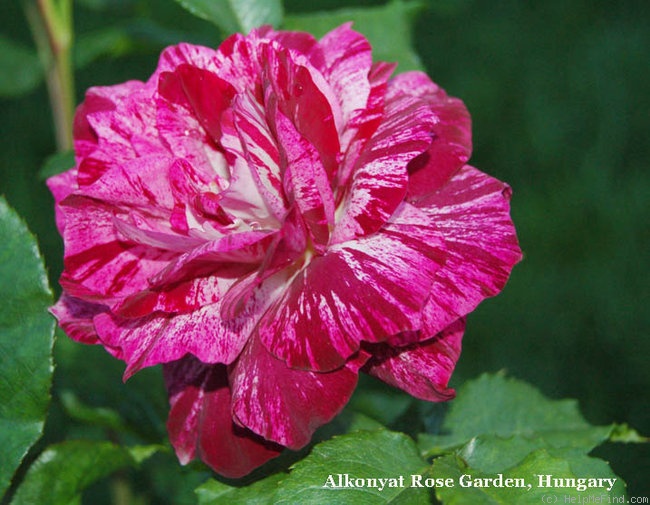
[48,24,521,477]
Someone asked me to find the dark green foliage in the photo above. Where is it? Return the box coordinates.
[0,198,54,499]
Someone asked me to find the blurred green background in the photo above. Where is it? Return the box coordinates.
[1,0,648,501]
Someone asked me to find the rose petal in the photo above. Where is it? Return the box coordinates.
[337,61,395,189]
[82,82,162,177]
[72,91,109,160]
[58,196,176,300]
[97,263,286,377]
[270,28,319,56]
[362,318,465,402]
[80,154,175,210]
[112,215,204,254]
[219,93,285,225]
[388,71,472,200]
[229,335,360,449]
[416,165,522,336]
[50,293,107,344]
[156,43,221,76]
[261,41,341,176]
[47,170,78,233]
[273,103,334,249]
[149,229,275,287]
[331,92,436,244]
[114,275,229,318]
[211,33,265,100]
[96,293,257,378]
[164,356,282,478]
[158,64,236,142]
[314,23,372,125]
[156,80,229,190]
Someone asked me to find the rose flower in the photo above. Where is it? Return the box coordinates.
[48,24,521,477]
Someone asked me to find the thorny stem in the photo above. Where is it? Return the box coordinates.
[25,0,75,151]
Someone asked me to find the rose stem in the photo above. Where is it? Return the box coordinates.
[24,0,75,151]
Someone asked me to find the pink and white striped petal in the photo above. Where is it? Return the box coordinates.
[313,23,372,126]
[58,196,176,300]
[148,229,275,287]
[331,93,436,244]
[158,64,235,142]
[229,335,360,449]
[362,318,465,402]
[388,71,472,200]
[156,78,230,188]
[220,92,286,222]
[416,165,522,336]
[273,104,334,249]
[79,154,175,210]
[96,280,264,378]
[49,294,106,345]
[261,42,341,176]
[267,27,319,57]
[112,215,204,254]
[211,33,266,100]
[164,357,282,478]
[113,275,229,318]
[218,94,284,226]
[81,82,164,176]
[104,84,165,159]
[156,43,221,76]
[337,61,395,190]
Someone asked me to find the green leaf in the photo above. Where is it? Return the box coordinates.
[38,150,75,181]
[284,1,424,73]
[196,473,284,505]
[0,36,43,96]
[174,0,283,35]
[9,441,136,505]
[0,198,54,498]
[419,373,612,458]
[127,444,166,464]
[433,448,626,504]
[608,423,649,443]
[347,377,414,427]
[75,0,118,11]
[53,334,169,444]
[75,28,134,68]
[455,435,550,475]
[59,390,128,433]
[273,430,430,504]
[335,410,386,434]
